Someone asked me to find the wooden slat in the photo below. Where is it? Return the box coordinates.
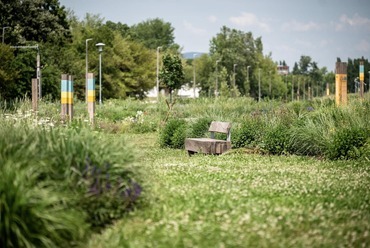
[208,121,231,133]
[185,121,232,155]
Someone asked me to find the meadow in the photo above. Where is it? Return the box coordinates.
[1,95,369,247]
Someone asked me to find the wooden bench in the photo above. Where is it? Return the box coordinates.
[185,121,232,155]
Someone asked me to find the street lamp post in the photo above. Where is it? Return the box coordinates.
[368,71,370,92]
[193,54,197,98]
[258,68,261,102]
[156,46,162,102]
[292,76,294,102]
[215,60,220,97]
[96,42,105,105]
[2,27,9,44]
[246,65,251,96]
[233,64,237,97]
[85,38,93,102]
[269,71,272,98]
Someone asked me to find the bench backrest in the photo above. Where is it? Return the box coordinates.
[209,121,231,141]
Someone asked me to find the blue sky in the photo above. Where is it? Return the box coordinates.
[60,0,370,72]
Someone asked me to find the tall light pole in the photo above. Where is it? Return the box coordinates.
[2,26,9,44]
[156,46,162,102]
[292,75,294,102]
[233,64,237,97]
[85,38,93,102]
[368,71,370,92]
[269,70,272,98]
[258,68,261,102]
[96,42,105,105]
[246,65,251,96]
[215,60,220,97]
[193,53,197,98]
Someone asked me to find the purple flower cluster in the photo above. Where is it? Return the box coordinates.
[82,157,142,203]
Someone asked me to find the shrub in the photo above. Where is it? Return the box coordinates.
[232,118,265,148]
[189,117,212,138]
[159,118,187,149]
[263,123,290,155]
[326,127,368,160]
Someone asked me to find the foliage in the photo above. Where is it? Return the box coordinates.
[159,118,187,149]
[129,18,176,50]
[0,44,19,99]
[262,122,290,155]
[232,118,265,148]
[0,0,71,45]
[0,110,142,243]
[159,53,185,102]
[0,161,88,248]
[189,117,212,138]
[326,127,368,160]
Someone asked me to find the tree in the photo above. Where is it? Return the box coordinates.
[210,26,260,96]
[0,44,19,99]
[159,53,185,103]
[130,18,177,50]
[0,0,71,45]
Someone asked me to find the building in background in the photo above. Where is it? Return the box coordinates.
[277,65,289,75]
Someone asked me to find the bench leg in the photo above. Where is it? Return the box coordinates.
[187,150,196,156]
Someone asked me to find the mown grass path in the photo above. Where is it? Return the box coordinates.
[88,133,370,248]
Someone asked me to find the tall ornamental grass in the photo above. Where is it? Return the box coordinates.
[0,111,142,246]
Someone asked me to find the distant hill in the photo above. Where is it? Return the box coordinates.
[181,52,206,59]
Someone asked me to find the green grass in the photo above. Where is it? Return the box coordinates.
[88,133,370,248]
[1,96,370,247]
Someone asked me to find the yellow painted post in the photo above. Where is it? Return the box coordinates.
[61,74,68,120]
[335,62,347,106]
[61,74,73,121]
[32,78,38,112]
[87,73,95,122]
[360,61,364,99]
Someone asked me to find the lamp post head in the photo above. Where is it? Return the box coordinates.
[96,42,105,52]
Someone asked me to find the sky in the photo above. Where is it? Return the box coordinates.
[59,0,370,72]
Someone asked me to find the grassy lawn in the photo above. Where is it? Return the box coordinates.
[88,132,370,248]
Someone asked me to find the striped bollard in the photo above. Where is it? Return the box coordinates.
[87,73,95,121]
[359,61,364,99]
[61,74,73,121]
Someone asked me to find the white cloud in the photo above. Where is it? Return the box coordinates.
[208,15,217,23]
[281,20,320,32]
[183,21,206,35]
[336,13,370,31]
[229,12,270,32]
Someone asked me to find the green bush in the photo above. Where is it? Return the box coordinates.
[159,119,187,149]
[326,127,368,160]
[263,123,290,155]
[189,117,212,138]
[232,118,264,148]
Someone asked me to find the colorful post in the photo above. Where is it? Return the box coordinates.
[359,61,364,99]
[61,74,73,121]
[335,62,347,106]
[87,73,95,121]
